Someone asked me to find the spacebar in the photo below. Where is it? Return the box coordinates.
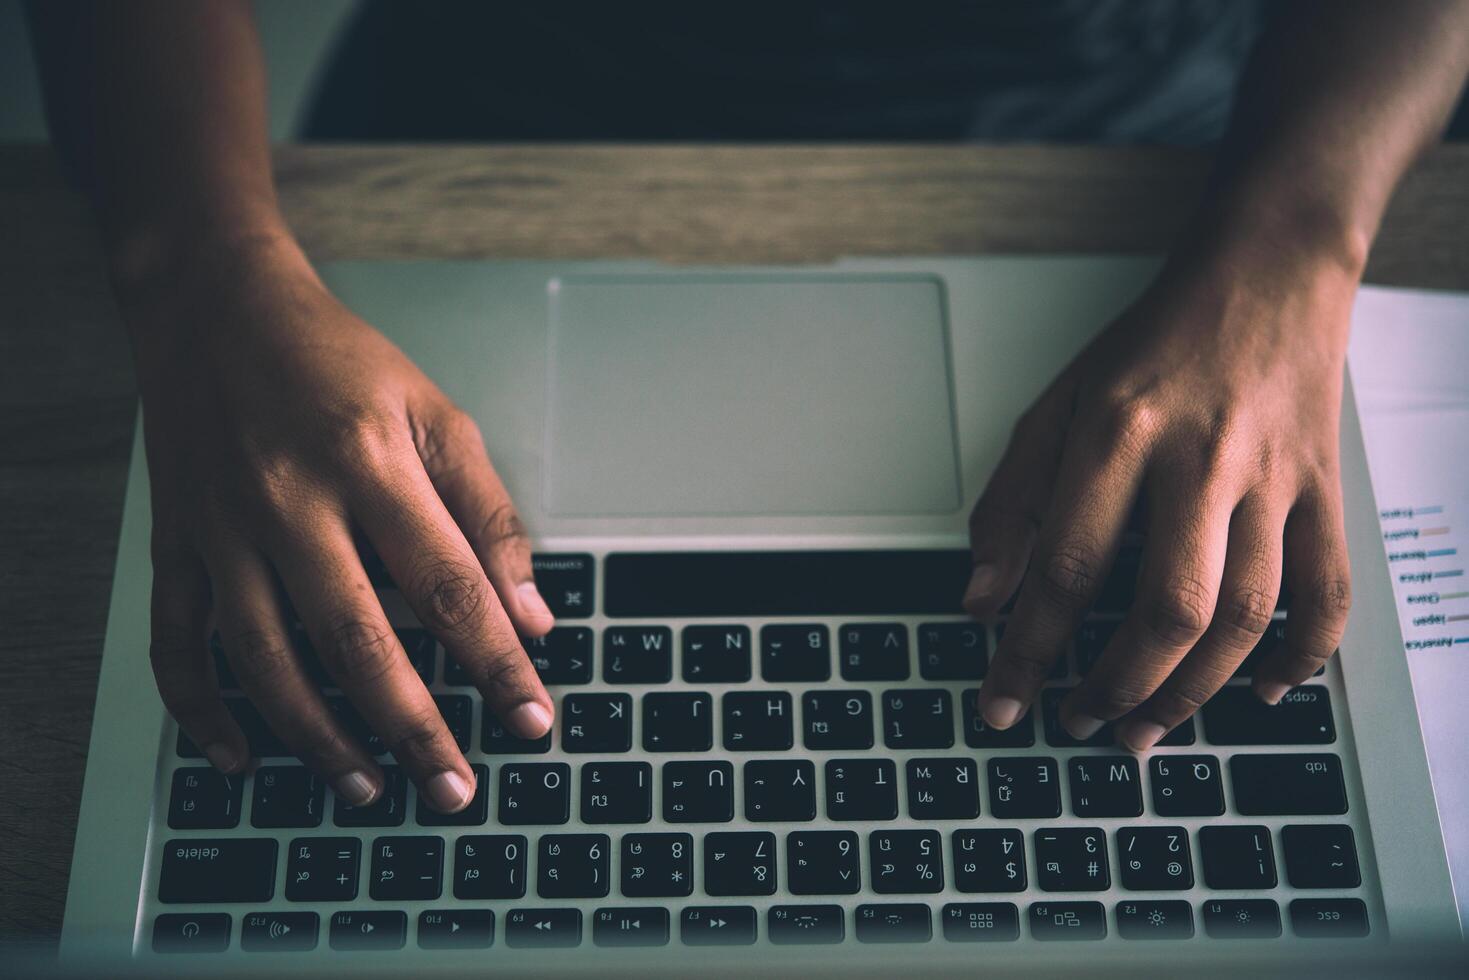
[603,550,972,617]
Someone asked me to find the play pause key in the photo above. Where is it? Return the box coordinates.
[593,907,671,947]
[418,909,494,949]
[329,910,406,951]
[506,908,581,948]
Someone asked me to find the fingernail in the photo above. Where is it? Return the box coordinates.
[1121,721,1167,752]
[335,770,379,807]
[426,770,474,813]
[1255,681,1290,705]
[982,696,1023,730]
[202,742,241,773]
[509,700,554,738]
[516,582,555,626]
[963,563,1000,610]
[1065,714,1105,740]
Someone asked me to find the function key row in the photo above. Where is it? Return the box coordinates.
[152,895,1369,953]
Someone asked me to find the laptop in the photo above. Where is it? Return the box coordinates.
[56,257,1463,976]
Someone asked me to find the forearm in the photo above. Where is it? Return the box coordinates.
[27,0,294,304]
[1187,0,1469,287]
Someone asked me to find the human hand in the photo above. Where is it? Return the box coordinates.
[963,248,1356,751]
[131,236,555,812]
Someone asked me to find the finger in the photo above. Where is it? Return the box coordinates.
[1114,494,1283,751]
[265,507,479,814]
[350,441,554,740]
[1059,466,1232,739]
[965,388,1072,618]
[978,402,1153,728]
[149,544,248,774]
[206,534,385,807]
[415,406,554,637]
[1254,485,1351,701]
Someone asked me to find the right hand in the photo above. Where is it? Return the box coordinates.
[129,235,554,813]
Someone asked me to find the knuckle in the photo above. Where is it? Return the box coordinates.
[1096,398,1158,459]
[386,706,451,761]
[1310,575,1353,626]
[415,558,490,633]
[1142,578,1214,645]
[1219,585,1276,639]
[322,618,400,683]
[327,413,401,474]
[476,501,528,551]
[226,627,298,684]
[1038,543,1099,611]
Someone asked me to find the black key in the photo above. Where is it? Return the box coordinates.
[1235,620,1325,677]
[907,757,980,820]
[643,692,713,752]
[869,830,943,894]
[506,907,581,948]
[1149,754,1224,817]
[1200,826,1276,889]
[1068,756,1142,818]
[524,627,595,684]
[1116,827,1193,890]
[603,626,673,683]
[722,691,793,750]
[1034,828,1109,891]
[745,760,816,822]
[787,830,861,895]
[177,697,287,759]
[802,690,874,750]
[769,905,845,945]
[839,623,910,680]
[333,765,407,828]
[168,768,243,830]
[988,757,1060,819]
[856,903,931,943]
[621,833,694,897]
[1203,686,1336,744]
[962,690,1036,748]
[581,762,653,824]
[532,552,595,618]
[481,707,552,755]
[1073,621,1119,676]
[882,688,954,749]
[418,909,494,949]
[562,693,633,753]
[1201,899,1281,939]
[1028,902,1106,941]
[330,910,406,951]
[941,903,1020,942]
[396,628,436,685]
[252,766,324,829]
[918,622,987,680]
[159,838,276,904]
[1230,753,1348,815]
[538,833,610,898]
[952,829,1026,893]
[453,834,528,900]
[1290,898,1369,938]
[1282,824,1361,888]
[1116,900,1193,940]
[825,758,898,821]
[593,907,670,947]
[241,911,318,952]
[334,694,471,756]
[681,905,758,946]
[1042,688,1112,747]
[417,763,489,827]
[761,624,831,681]
[285,837,360,902]
[682,625,751,682]
[152,913,231,954]
[704,831,777,896]
[663,761,734,823]
[435,695,473,752]
[498,763,571,825]
[1158,716,1198,746]
[370,836,443,901]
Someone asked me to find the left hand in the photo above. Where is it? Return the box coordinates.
[963,246,1357,751]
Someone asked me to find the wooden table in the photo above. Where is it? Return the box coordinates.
[2,144,1467,954]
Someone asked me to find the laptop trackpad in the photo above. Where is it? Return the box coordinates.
[544,274,961,517]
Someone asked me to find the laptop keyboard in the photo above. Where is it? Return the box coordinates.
[146,549,1374,955]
